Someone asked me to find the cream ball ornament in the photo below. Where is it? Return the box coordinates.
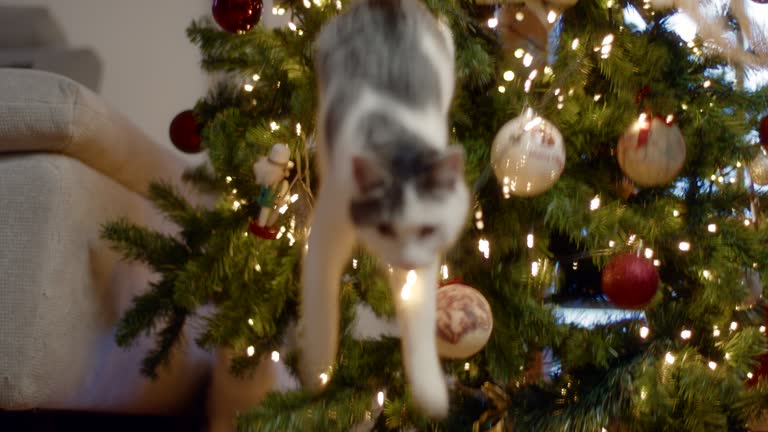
[491,110,566,197]
[617,115,686,187]
[436,283,493,359]
[749,148,768,185]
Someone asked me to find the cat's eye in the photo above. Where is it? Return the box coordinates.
[419,226,436,238]
[377,223,396,237]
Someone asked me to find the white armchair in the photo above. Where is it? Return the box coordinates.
[0,68,212,414]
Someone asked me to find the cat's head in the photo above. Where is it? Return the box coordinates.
[350,146,469,269]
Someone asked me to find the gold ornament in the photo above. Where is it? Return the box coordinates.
[749,149,768,185]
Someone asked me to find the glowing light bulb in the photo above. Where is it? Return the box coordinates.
[713,327,721,337]
[602,34,614,45]
[644,248,654,259]
[745,219,752,226]
[252,74,261,81]
[377,391,385,407]
[702,270,711,280]
[487,17,498,28]
[248,318,254,326]
[531,261,540,277]
[288,22,297,31]
[730,321,738,331]
[665,352,675,364]
[498,85,506,93]
[609,240,616,248]
[352,258,358,269]
[441,264,449,280]
[680,329,692,339]
[271,351,280,362]
[639,326,650,339]
[243,83,254,92]
[503,70,515,81]
[464,362,470,371]
[547,10,557,23]
[673,210,680,217]
[707,224,717,233]
[320,373,329,384]
[225,176,233,183]
[527,234,534,249]
[678,241,691,252]
[270,121,280,131]
[590,195,601,211]
[703,80,711,88]
[748,372,754,379]
[760,326,766,333]
[523,53,533,67]
[708,361,717,370]
[478,239,490,259]
[514,48,525,59]
[653,259,661,267]
[515,11,525,21]
[571,38,580,50]
[247,346,255,357]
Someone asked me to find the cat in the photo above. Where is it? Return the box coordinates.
[299,0,469,418]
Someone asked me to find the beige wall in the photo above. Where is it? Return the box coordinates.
[1,0,210,147]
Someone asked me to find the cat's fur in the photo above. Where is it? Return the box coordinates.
[300,0,469,418]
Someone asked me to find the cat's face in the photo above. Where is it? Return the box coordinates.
[350,148,468,269]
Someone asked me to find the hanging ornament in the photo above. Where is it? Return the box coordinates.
[436,283,493,359]
[250,143,294,239]
[496,1,576,64]
[491,109,566,197]
[212,0,263,34]
[749,148,768,185]
[739,268,763,310]
[617,114,686,187]
[601,253,659,309]
[760,114,768,150]
[169,110,203,154]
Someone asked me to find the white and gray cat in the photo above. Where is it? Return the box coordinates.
[300,0,469,418]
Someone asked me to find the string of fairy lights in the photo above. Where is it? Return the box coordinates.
[223,0,768,420]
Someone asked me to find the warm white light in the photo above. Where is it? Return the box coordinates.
[288,22,297,31]
[232,201,241,210]
[748,372,755,379]
[487,17,498,28]
[335,0,342,10]
[247,346,255,357]
[252,74,261,81]
[678,241,691,252]
[547,10,558,23]
[628,234,637,245]
[527,234,534,249]
[498,85,506,93]
[248,318,254,326]
[515,11,525,21]
[303,0,311,7]
[243,83,254,92]
[255,263,262,272]
[760,326,766,333]
[503,70,515,81]
[708,361,717,370]
[710,174,717,181]
[401,270,418,301]
[352,259,358,269]
[640,326,650,339]
[270,121,280,131]
[644,248,654,259]
[544,66,553,75]
[707,224,717,233]
[665,352,675,364]
[666,114,674,124]
[528,69,538,80]
[478,239,490,259]
[320,373,329,384]
[745,219,752,226]
[673,210,680,217]
[609,240,616,248]
[290,194,299,203]
[730,321,738,331]
[571,38,580,50]
[514,48,525,59]
[606,0,614,6]
[278,204,289,214]
[523,53,534,67]
[713,327,721,337]
[680,329,692,339]
[441,264,449,280]
[737,161,743,168]
[718,176,724,183]
[703,80,712,88]
[377,391,385,407]
[594,94,602,101]
[640,389,647,400]
[226,176,233,183]
[531,261,540,277]
[554,88,561,96]
[602,34,615,45]
[702,270,711,280]
[271,351,280,362]
[464,362,470,371]
[726,353,731,360]
[590,195,601,211]
[653,259,661,267]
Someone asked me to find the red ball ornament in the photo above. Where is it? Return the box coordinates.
[436,283,493,359]
[601,254,659,309]
[212,0,263,34]
[759,114,768,148]
[169,110,203,154]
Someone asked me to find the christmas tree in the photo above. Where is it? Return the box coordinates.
[104,0,768,430]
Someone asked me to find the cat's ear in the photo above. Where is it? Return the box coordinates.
[353,155,388,194]
[429,147,465,189]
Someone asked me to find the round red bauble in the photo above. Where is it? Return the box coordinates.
[759,114,768,147]
[436,283,493,359]
[601,254,659,309]
[212,0,263,33]
[169,110,203,154]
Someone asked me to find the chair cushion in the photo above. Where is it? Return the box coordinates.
[0,68,192,199]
